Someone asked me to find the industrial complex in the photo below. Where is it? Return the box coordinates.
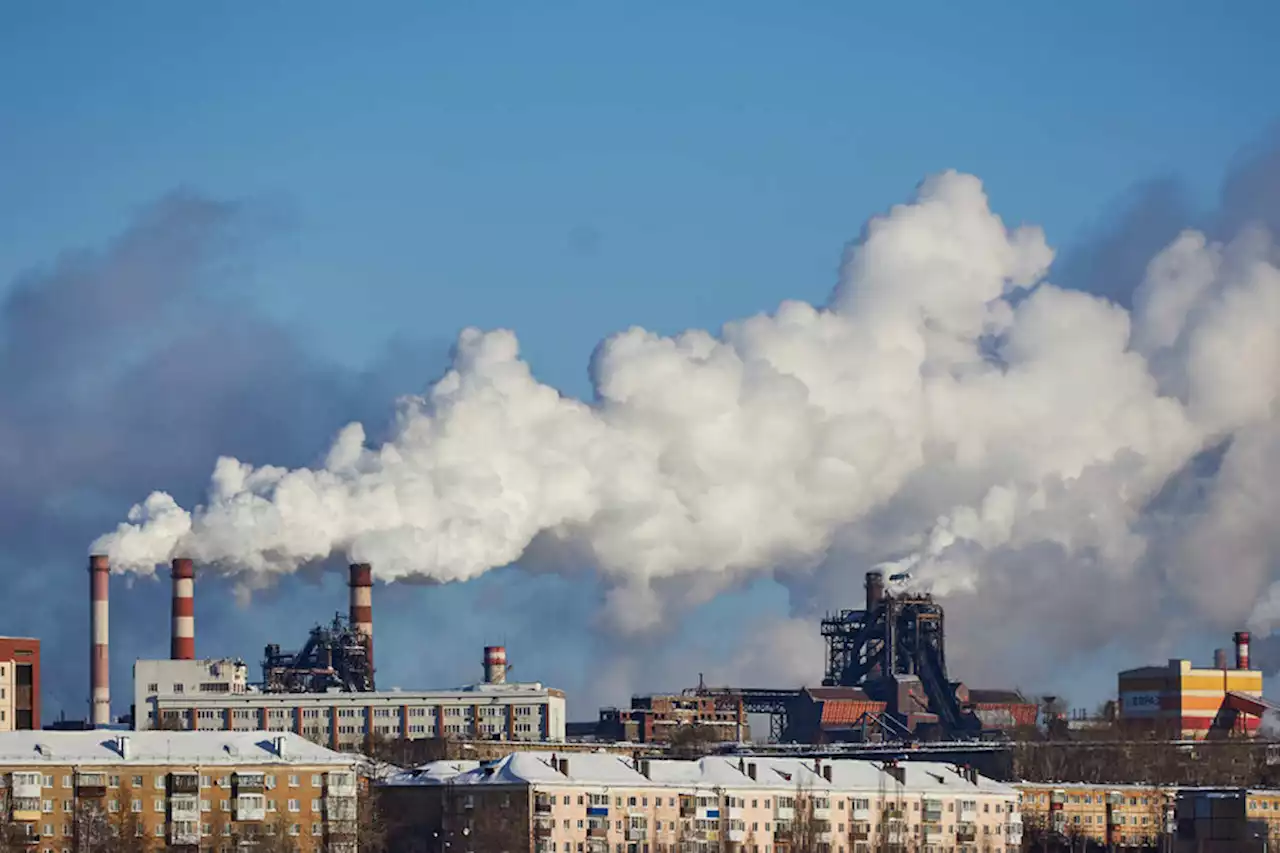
[0,552,1273,851]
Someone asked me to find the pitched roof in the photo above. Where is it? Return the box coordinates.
[966,689,1030,704]
[0,731,354,767]
[381,751,1018,796]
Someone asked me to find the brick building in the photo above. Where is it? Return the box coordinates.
[597,693,749,744]
[0,637,40,731]
[0,730,358,851]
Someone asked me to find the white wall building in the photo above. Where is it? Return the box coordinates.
[136,677,566,751]
[133,658,249,725]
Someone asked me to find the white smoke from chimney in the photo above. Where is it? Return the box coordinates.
[92,170,1280,646]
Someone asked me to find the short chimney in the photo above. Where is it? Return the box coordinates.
[483,646,508,684]
[272,736,286,758]
[823,765,833,782]
[114,735,130,760]
[639,759,651,779]
[1214,648,1229,670]
[1235,631,1252,670]
[866,570,885,611]
[747,762,757,781]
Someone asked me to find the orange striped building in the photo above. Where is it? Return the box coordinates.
[1118,634,1265,739]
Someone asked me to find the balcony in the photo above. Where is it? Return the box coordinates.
[534,796,554,814]
[775,805,795,821]
[959,809,978,823]
[170,794,200,822]
[11,776,41,800]
[326,796,357,821]
[1006,821,1024,843]
[957,822,978,842]
[625,825,648,841]
[232,773,264,793]
[852,805,871,821]
[533,818,553,837]
[326,772,357,796]
[586,821,608,839]
[850,822,870,840]
[234,795,267,822]
[168,774,199,795]
[169,820,200,846]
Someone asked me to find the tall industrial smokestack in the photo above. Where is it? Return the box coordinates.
[1234,631,1251,670]
[170,558,195,661]
[1214,648,1229,670]
[865,570,885,611]
[89,555,110,728]
[348,563,373,675]
[483,646,508,684]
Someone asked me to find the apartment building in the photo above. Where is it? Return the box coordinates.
[1017,782,1174,849]
[138,681,567,750]
[380,751,1023,853]
[0,637,40,731]
[0,730,359,852]
[597,693,750,744]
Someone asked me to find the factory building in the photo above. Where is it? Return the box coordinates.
[0,730,359,851]
[1118,633,1271,739]
[91,554,568,750]
[381,752,1023,853]
[0,636,40,731]
[138,679,567,750]
[597,692,750,743]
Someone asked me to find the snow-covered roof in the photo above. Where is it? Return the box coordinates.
[0,731,355,767]
[381,752,1017,797]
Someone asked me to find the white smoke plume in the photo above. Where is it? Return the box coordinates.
[93,170,1280,650]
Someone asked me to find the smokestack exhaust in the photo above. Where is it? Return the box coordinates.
[89,555,110,728]
[866,570,885,611]
[170,558,195,661]
[348,563,374,676]
[1234,631,1251,670]
[483,646,508,684]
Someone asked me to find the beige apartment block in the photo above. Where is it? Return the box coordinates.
[0,730,359,853]
[381,751,1023,852]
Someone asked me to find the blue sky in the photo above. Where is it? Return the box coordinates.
[2,2,1279,720]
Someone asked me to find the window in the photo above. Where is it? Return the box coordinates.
[41,801,51,814]
[173,684,184,694]
[131,800,141,813]
[154,799,164,813]
[311,824,322,837]
[154,776,165,790]
[288,800,299,813]
[310,800,320,812]
[132,776,143,788]
[108,776,119,788]
[310,775,321,787]
[265,776,276,790]
[107,801,119,814]
[200,776,210,788]
[288,775,299,788]
[201,800,210,812]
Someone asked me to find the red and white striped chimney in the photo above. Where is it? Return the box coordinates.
[484,646,508,684]
[170,558,195,661]
[1235,631,1251,670]
[89,555,110,728]
[348,563,373,673]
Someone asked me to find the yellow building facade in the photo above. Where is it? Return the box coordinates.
[1118,657,1264,739]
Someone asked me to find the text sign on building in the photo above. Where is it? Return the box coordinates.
[1122,691,1161,715]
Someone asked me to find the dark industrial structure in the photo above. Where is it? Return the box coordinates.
[261,613,375,693]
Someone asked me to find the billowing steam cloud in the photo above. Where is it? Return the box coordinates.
[93,169,1280,642]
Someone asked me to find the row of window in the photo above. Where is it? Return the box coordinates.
[3,773,325,790]
[34,822,330,839]
[537,793,1002,813]
[31,797,336,814]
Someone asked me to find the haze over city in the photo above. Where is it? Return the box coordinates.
[3,2,1280,727]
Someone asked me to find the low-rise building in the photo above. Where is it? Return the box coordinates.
[0,637,40,731]
[0,730,358,851]
[597,693,749,744]
[138,681,567,750]
[381,751,1023,852]
[1017,782,1175,849]
[133,658,249,722]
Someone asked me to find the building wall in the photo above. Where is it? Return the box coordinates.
[1120,660,1264,739]
[387,774,1022,852]
[1018,782,1173,848]
[0,638,41,731]
[133,659,249,725]
[0,762,357,851]
[140,688,567,748]
[598,694,749,744]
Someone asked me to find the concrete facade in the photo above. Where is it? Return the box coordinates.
[137,682,567,750]
[382,752,1023,853]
